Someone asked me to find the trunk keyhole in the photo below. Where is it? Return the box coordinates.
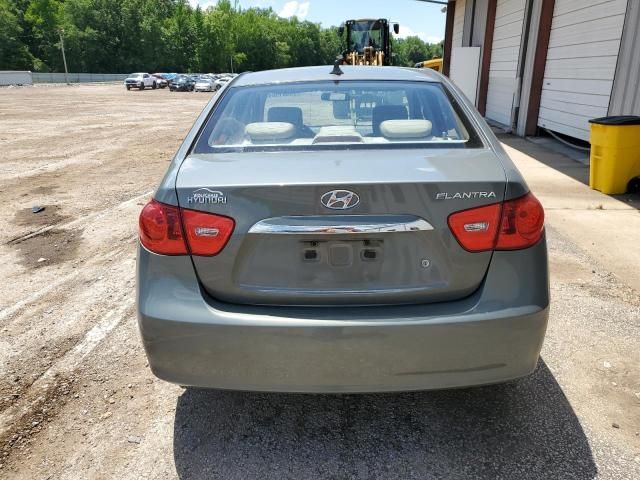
[303,249,319,261]
[362,249,378,261]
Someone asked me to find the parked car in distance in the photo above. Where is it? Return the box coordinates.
[194,77,215,92]
[124,73,157,90]
[137,66,549,393]
[169,75,195,92]
[158,73,178,84]
[151,74,168,88]
[213,76,231,90]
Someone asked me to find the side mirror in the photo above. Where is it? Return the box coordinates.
[393,23,400,35]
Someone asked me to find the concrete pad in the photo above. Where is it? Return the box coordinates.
[500,135,640,291]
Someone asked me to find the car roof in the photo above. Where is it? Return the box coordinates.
[232,65,442,87]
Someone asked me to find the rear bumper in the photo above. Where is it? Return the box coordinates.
[137,238,549,392]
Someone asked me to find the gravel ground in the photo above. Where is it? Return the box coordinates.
[0,84,638,479]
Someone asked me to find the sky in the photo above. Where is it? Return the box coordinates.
[191,0,447,44]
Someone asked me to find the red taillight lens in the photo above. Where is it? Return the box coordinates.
[448,203,502,252]
[139,200,235,256]
[495,193,544,250]
[448,193,544,252]
[181,208,235,256]
[139,200,187,255]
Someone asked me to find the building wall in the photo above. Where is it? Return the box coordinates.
[609,0,640,116]
[463,0,489,47]
[445,0,635,140]
[452,0,467,47]
[485,0,528,126]
[515,0,541,136]
[536,0,628,140]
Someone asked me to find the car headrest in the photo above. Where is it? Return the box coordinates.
[379,120,433,139]
[372,105,408,136]
[245,122,296,142]
[268,107,304,127]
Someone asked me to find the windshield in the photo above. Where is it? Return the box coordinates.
[193,81,481,153]
[349,20,384,52]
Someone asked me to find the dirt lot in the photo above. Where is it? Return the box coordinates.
[0,84,639,479]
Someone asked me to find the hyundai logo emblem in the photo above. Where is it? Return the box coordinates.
[321,190,360,210]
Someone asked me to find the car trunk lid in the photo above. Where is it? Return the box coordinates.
[176,148,506,306]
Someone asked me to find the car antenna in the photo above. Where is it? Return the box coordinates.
[330,56,344,76]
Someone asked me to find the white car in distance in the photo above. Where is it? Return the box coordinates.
[194,77,215,92]
[124,73,157,91]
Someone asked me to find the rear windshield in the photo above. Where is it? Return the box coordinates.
[192,80,483,153]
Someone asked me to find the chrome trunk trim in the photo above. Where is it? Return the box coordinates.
[248,215,434,235]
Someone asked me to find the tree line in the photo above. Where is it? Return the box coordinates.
[1,0,443,73]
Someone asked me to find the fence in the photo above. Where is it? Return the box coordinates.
[32,72,129,83]
[1,71,132,85]
[0,71,33,86]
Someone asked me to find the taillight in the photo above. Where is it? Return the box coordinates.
[447,203,502,252]
[495,193,544,250]
[138,200,235,256]
[448,193,544,252]
[181,208,234,256]
[139,200,187,255]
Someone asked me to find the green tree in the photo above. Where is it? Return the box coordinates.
[23,0,63,70]
[319,26,343,64]
[0,0,34,69]
[0,0,445,74]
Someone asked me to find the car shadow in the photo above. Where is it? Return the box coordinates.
[173,361,596,479]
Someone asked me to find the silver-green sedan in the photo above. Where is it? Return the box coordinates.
[137,65,549,392]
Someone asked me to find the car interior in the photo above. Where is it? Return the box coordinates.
[198,82,473,150]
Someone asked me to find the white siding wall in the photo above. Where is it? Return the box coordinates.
[537,0,627,140]
[609,0,640,115]
[452,0,467,48]
[485,0,527,126]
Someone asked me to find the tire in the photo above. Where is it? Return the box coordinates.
[126,85,130,91]
[139,83,144,90]
[152,82,157,90]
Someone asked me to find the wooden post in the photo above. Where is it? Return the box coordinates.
[443,1,456,76]
[477,0,497,116]
[525,0,555,136]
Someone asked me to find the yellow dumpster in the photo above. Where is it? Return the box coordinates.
[589,115,640,194]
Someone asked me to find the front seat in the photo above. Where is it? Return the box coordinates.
[267,107,314,138]
[372,105,408,136]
